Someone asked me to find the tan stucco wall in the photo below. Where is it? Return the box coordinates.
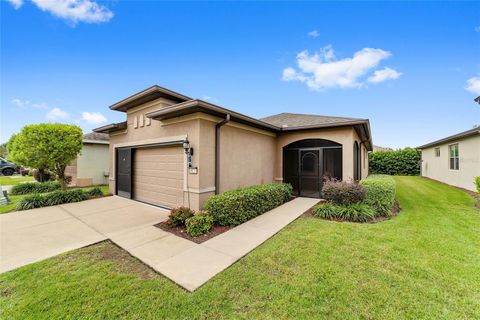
[421,135,480,192]
[217,124,276,193]
[275,127,361,181]
[77,143,109,186]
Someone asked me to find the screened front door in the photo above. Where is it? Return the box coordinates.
[283,139,343,198]
[299,150,321,197]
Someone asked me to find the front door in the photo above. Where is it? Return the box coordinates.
[283,146,342,198]
[116,148,132,198]
[299,149,320,197]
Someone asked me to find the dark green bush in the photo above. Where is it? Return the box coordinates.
[16,194,46,210]
[312,202,375,222]
[11,181,61,195]
[204,183,293,226]
[85,187,103,198]
[369,148,421,176]
[167,207,195,226]
[43,189,88,206]
[16,188,99,211]
[360,175,396,217]
[475,176,480,193]
[322,178,365,205]
[185,211,214,237]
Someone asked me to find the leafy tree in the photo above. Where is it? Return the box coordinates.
[0,143,8,159]
[8,124,83,189]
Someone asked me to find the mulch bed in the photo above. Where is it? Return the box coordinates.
[155,222,232,244]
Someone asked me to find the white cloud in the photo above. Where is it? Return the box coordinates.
[7,0,23,9]
[11,98,30,107]
[9,0,113,24]
[367,67,402,83]
[32,102,49,109]
[308,30,320,38]
[81,111,107,124]
[46,107,69,121]
[283,46,399,90]
[465,77,480,95]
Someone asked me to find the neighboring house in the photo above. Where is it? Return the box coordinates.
[65,132,110,187]
[94,85,372,210]
[373,145,392,152]
[418,128,480,192]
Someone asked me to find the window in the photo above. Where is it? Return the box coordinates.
[435,147,440,157]
[449,144,459,170]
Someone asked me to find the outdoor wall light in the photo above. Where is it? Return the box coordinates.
[183,139,194,167]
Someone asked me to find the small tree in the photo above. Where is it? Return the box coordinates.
[8,124,83,189]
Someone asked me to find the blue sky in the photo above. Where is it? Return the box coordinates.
[1,1,479,148]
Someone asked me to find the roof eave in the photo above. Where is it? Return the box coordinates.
[109,85,191,112]
[146,100,280,132]
[417,129,480,149]
[93,121,127,134]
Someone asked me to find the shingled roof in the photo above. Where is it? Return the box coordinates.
[261,112,368,130]
[83,132,109,143]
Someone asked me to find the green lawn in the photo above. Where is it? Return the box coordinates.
[0,176,34,186]
[1,177,479,319]
[0,185,110,214]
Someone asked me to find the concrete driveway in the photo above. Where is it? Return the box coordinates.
[0,196,169,273]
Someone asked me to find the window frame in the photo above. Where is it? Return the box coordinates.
[448,143,459,170]
[434,147,440,157]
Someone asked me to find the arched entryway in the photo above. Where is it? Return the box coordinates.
[283,139,342,198]
[354,141,361,180]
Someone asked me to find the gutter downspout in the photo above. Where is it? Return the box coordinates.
[215,114,231,194]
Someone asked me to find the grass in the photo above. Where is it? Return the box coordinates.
[0,175,34,186]
[0,177,479,319]
[0,185,110,214]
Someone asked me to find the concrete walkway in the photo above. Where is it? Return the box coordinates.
[115,197,319,291]
[1,196,318,292]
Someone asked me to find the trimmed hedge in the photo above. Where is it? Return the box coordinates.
[369,148,421,176]
[203,183,293,226]
[11,181,61,195]
[360,175,396,217]
[16,188,102,211]
[313,202,375,223]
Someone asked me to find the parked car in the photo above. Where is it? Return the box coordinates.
[0,157,19,176]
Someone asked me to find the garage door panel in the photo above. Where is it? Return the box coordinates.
[133,146,184,208]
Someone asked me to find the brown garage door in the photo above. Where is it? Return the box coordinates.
[133,146,184,209]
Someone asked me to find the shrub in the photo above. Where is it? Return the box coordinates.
[204,183,293,226]
[16,194,46,210]
[360,175,396,217]
[167,207,195,226]
[11,181,61,195]
[185,211,214,237]
[369,148,421,176]
[16,188,100,211]
[322,178,365,205]
[43,189,88,206]
[312,202,375,222]
[475,176,480,193]
[85,187,103,198]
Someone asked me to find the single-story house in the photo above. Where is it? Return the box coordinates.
[418,128,480,192]
[94,85,372,210]
[65,132,110,187]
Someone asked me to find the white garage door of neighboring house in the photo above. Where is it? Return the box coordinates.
[133,146,184,209]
